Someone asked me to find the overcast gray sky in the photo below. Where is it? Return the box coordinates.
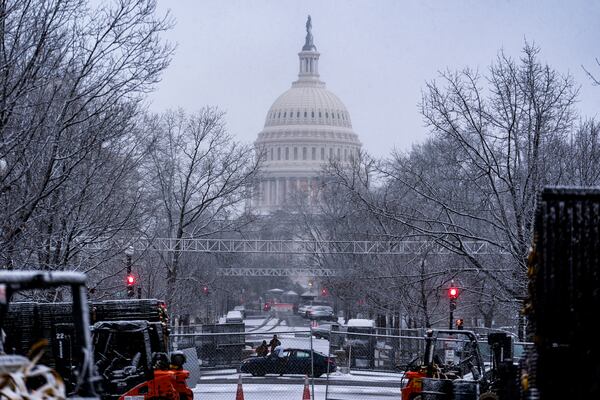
[150,0,599,157]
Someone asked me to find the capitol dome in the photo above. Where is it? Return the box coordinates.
[264,86,352,129]
[251,16,362,214]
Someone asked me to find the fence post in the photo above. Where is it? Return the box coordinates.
[309,327,315,400]
[348,343,352,371]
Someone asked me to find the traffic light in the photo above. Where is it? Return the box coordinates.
[126,274,135,298]
[202,286,209,296]
[448,286,459,299]
[456,318,464,330]
[321,287,329,297]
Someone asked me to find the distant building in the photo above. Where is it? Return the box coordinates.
[251,16,362,214]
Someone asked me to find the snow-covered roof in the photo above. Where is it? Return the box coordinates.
[347,319,375,328]
[284,290,298,296]
[267,288,284,293]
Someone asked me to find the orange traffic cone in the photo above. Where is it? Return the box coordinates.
[236,374,245,400]
[302,375,311,400]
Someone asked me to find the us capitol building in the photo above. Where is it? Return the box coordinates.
[250,16,362,214]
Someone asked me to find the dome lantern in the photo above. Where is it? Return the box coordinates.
[296,15,321,86]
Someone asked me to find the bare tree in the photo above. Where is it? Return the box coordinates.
[0,0,173,269]
[145,108,260,310]
[583,58,600,85]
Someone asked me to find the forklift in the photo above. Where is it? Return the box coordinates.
[1,271,194,399]
[401,329,484,400]
[92,320,193,400]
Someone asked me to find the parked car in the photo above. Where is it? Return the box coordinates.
[307,305,335,321]
[226,310,243,323]
[311,323,341,340]
[298,303,312,316]
[239,348,336,377]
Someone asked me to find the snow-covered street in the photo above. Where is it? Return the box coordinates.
[194,383,401,400]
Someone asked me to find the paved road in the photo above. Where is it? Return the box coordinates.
[281,311,311,328]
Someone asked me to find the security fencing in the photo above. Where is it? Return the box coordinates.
[169,324,532,400]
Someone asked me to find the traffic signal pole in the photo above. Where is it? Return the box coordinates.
[448,284,459,330]
[449,299,455,330]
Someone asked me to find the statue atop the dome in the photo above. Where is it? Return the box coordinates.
[302,15,316,51]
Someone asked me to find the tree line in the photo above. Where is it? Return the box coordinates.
[1,1,597,327]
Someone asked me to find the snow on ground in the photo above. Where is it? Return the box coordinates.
[194,383,400,400]
[199,369,404,382]
[245,318,268,328]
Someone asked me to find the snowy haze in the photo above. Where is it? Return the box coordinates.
[150,0,599,158]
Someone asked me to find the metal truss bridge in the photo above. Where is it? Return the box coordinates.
[216,267,337,277]
[76,237,506,277]
[84,237,505,255]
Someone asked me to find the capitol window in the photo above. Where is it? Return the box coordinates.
[294,147,298,160]
[311,111,314,118]
[312,147,316,160]
[285,147,289,160]
[277,147,281,160]
[283,112,286,118]
[304,111,307,117]
[297,111,300,118]
[344,148,347,161]
[325,112,329,118]
[321,148,325,160]
[329,148,333,159]
[278,112,281,118]
[319,111,322,118]
[303,147,307,160]
[270,148,274,160]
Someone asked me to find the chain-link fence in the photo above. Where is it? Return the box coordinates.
[170,322,532,400]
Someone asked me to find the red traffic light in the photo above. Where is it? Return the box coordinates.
[448,287,459,299]
[202,286,209,295]
[321,288,329,297]
[126,274,135,286]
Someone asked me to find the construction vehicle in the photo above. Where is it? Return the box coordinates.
[2,294,194,399]
[0,271,100,399]
[401,329,484,400]
[93,320,193,400]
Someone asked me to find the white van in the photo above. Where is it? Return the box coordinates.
[226,310,243,323]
